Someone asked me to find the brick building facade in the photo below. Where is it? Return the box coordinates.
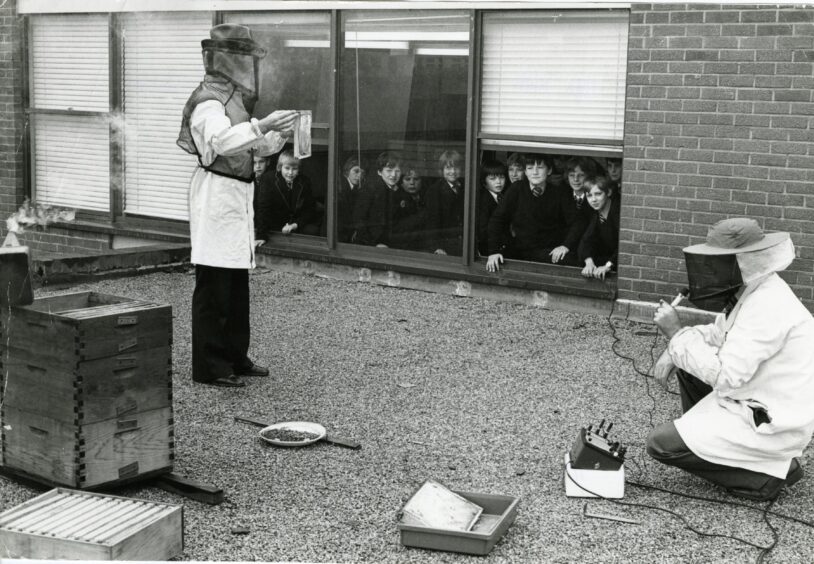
[2,2,813,311]
[622,3,814,308]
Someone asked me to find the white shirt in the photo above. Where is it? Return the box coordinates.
[187,100,285,269]
[671,274,814,478]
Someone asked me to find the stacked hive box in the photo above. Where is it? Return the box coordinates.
[0,291,174,489]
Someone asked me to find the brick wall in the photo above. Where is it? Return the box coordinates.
[0,0,25,223]
[621,3,814,310]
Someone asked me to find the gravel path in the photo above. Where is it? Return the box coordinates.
[4,268,814,563]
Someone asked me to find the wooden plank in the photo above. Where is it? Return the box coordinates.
[154,472,224,505]
[80,406,174,489]
[2,407,79,486]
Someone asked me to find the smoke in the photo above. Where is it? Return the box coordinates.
[5,198,75,238]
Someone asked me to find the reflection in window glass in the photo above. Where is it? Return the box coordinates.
[479,151,621,277]
[338,11,470,255]
[225,12,331,238]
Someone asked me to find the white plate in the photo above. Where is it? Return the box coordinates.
[259,421,327,447]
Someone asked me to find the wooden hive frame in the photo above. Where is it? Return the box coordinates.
[0,488,183,560]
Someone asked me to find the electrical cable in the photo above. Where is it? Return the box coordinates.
[597,295,811,562]
[566,464,771,551]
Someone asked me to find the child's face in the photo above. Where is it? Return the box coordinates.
[443,162,461,184]
[346,165,363,186]
[607,160,622,182]
[508,164,524,183]
[253,157,269,176]
[484,173,506,195]
[378,164,401,188]
[525,161,551,187]
[586,184,611,211]
[402,172,421,194]
[567,166,586,192]
[280,158,300,183]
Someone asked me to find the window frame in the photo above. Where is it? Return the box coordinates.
[21,6,623,300]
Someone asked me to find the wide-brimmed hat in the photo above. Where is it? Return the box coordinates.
[683,218,789,255]
[201,24,266,58]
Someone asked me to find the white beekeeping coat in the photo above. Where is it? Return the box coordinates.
[671,273,814,479]
[188,100,285,269]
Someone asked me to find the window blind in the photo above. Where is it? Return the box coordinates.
[122,12,212,221]
[29,14,110,211]
[480,11,628,143]
[33,114,110,211]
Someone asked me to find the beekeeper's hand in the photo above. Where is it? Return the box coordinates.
[257,110,298,134]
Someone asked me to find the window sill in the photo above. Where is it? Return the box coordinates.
[50,218,189,245]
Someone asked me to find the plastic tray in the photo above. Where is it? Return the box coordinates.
[398,490,519,555]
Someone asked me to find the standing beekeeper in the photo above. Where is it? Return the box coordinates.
[177,23,297,388]
[647,217,814,500]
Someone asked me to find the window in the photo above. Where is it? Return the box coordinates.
[225,12,332,240]
[338,11,470,256]
[122,12,213,221]
[480,11,628,143]
[29,14,110,211]
[476,11,627,275]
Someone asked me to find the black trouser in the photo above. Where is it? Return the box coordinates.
[646,370,787,498]
[191,265,251,383]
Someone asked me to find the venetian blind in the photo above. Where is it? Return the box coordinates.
[30,14,110,211]
[480,11,628,143]
[122,12,212,221]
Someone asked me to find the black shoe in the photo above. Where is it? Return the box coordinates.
[786,457,803,488]
[203,375,246,388]
[236,363,269,377]
[727,459,804,501]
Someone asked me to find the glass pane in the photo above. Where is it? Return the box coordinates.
[477,149,621,278]
[338,11,470,256]
[225,12,331,239]
[34,114,110,211]
[481,11,628,142]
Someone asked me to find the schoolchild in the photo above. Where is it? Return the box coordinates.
[506,152,525,185]
[553,156,595,263]
[606,157,623,195]
[390,167,428,251]
[476,159,508,257]
[338,156,365,243]
[485,153,576,272]
[426,149,465,255]
[353,151,404,247]
[578,174,620,280]
[255,149,320,240]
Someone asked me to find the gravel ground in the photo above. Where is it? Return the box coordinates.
[4,267,814,563]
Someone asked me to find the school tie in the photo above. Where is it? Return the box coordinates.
[599,214,607,224]
[532,186,544,198]
[496,193,504,204]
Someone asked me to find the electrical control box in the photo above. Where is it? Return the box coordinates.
[569,420,627,471]
[565,420,626,499]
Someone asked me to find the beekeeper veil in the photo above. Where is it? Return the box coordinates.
[202,24,266,110]
[682,218,793,312]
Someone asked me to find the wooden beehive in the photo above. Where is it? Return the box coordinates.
[0,291,174,489]
[0,488,183,560]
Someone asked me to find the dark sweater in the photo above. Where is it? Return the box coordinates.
[425,178,465,255]
[353,178,415,247]
[486,179,571,256]
[578,197,621,267]
[255,171,319,238]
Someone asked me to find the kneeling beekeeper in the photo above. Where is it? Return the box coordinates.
[648,217,814,501]
[177,23,298,387]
